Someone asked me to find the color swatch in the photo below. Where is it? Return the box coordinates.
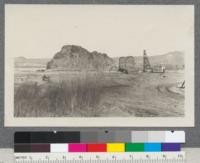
[161,143,180,151]
[50,144,68,153]
[68,144,87,152]
[87,144,107,152]
[125,143,144,152]
[107,143,125,152]
[144,143,161,152]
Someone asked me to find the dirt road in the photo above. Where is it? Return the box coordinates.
[100,71,184,117]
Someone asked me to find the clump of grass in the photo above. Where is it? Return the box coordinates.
[14,73,105,117]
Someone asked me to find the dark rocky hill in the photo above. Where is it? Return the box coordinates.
[47,45,114,71]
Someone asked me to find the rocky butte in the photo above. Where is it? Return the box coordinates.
[47,45,114,71]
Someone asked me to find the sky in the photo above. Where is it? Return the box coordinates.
[5,5,194,58]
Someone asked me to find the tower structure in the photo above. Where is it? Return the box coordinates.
[143,50,152,72]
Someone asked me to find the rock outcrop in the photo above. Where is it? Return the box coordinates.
[47,45,114,71]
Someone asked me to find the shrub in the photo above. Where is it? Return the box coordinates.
[14,72,104,117]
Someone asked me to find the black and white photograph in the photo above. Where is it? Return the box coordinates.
[4,5,194,126]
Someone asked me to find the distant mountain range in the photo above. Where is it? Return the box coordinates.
[134,51,184,69]
[15,57,50,68]
[15,46,184,71]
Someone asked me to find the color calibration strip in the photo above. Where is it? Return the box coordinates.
[14,131,185,144]
[15,143,181,153]
[14,131,184,153]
